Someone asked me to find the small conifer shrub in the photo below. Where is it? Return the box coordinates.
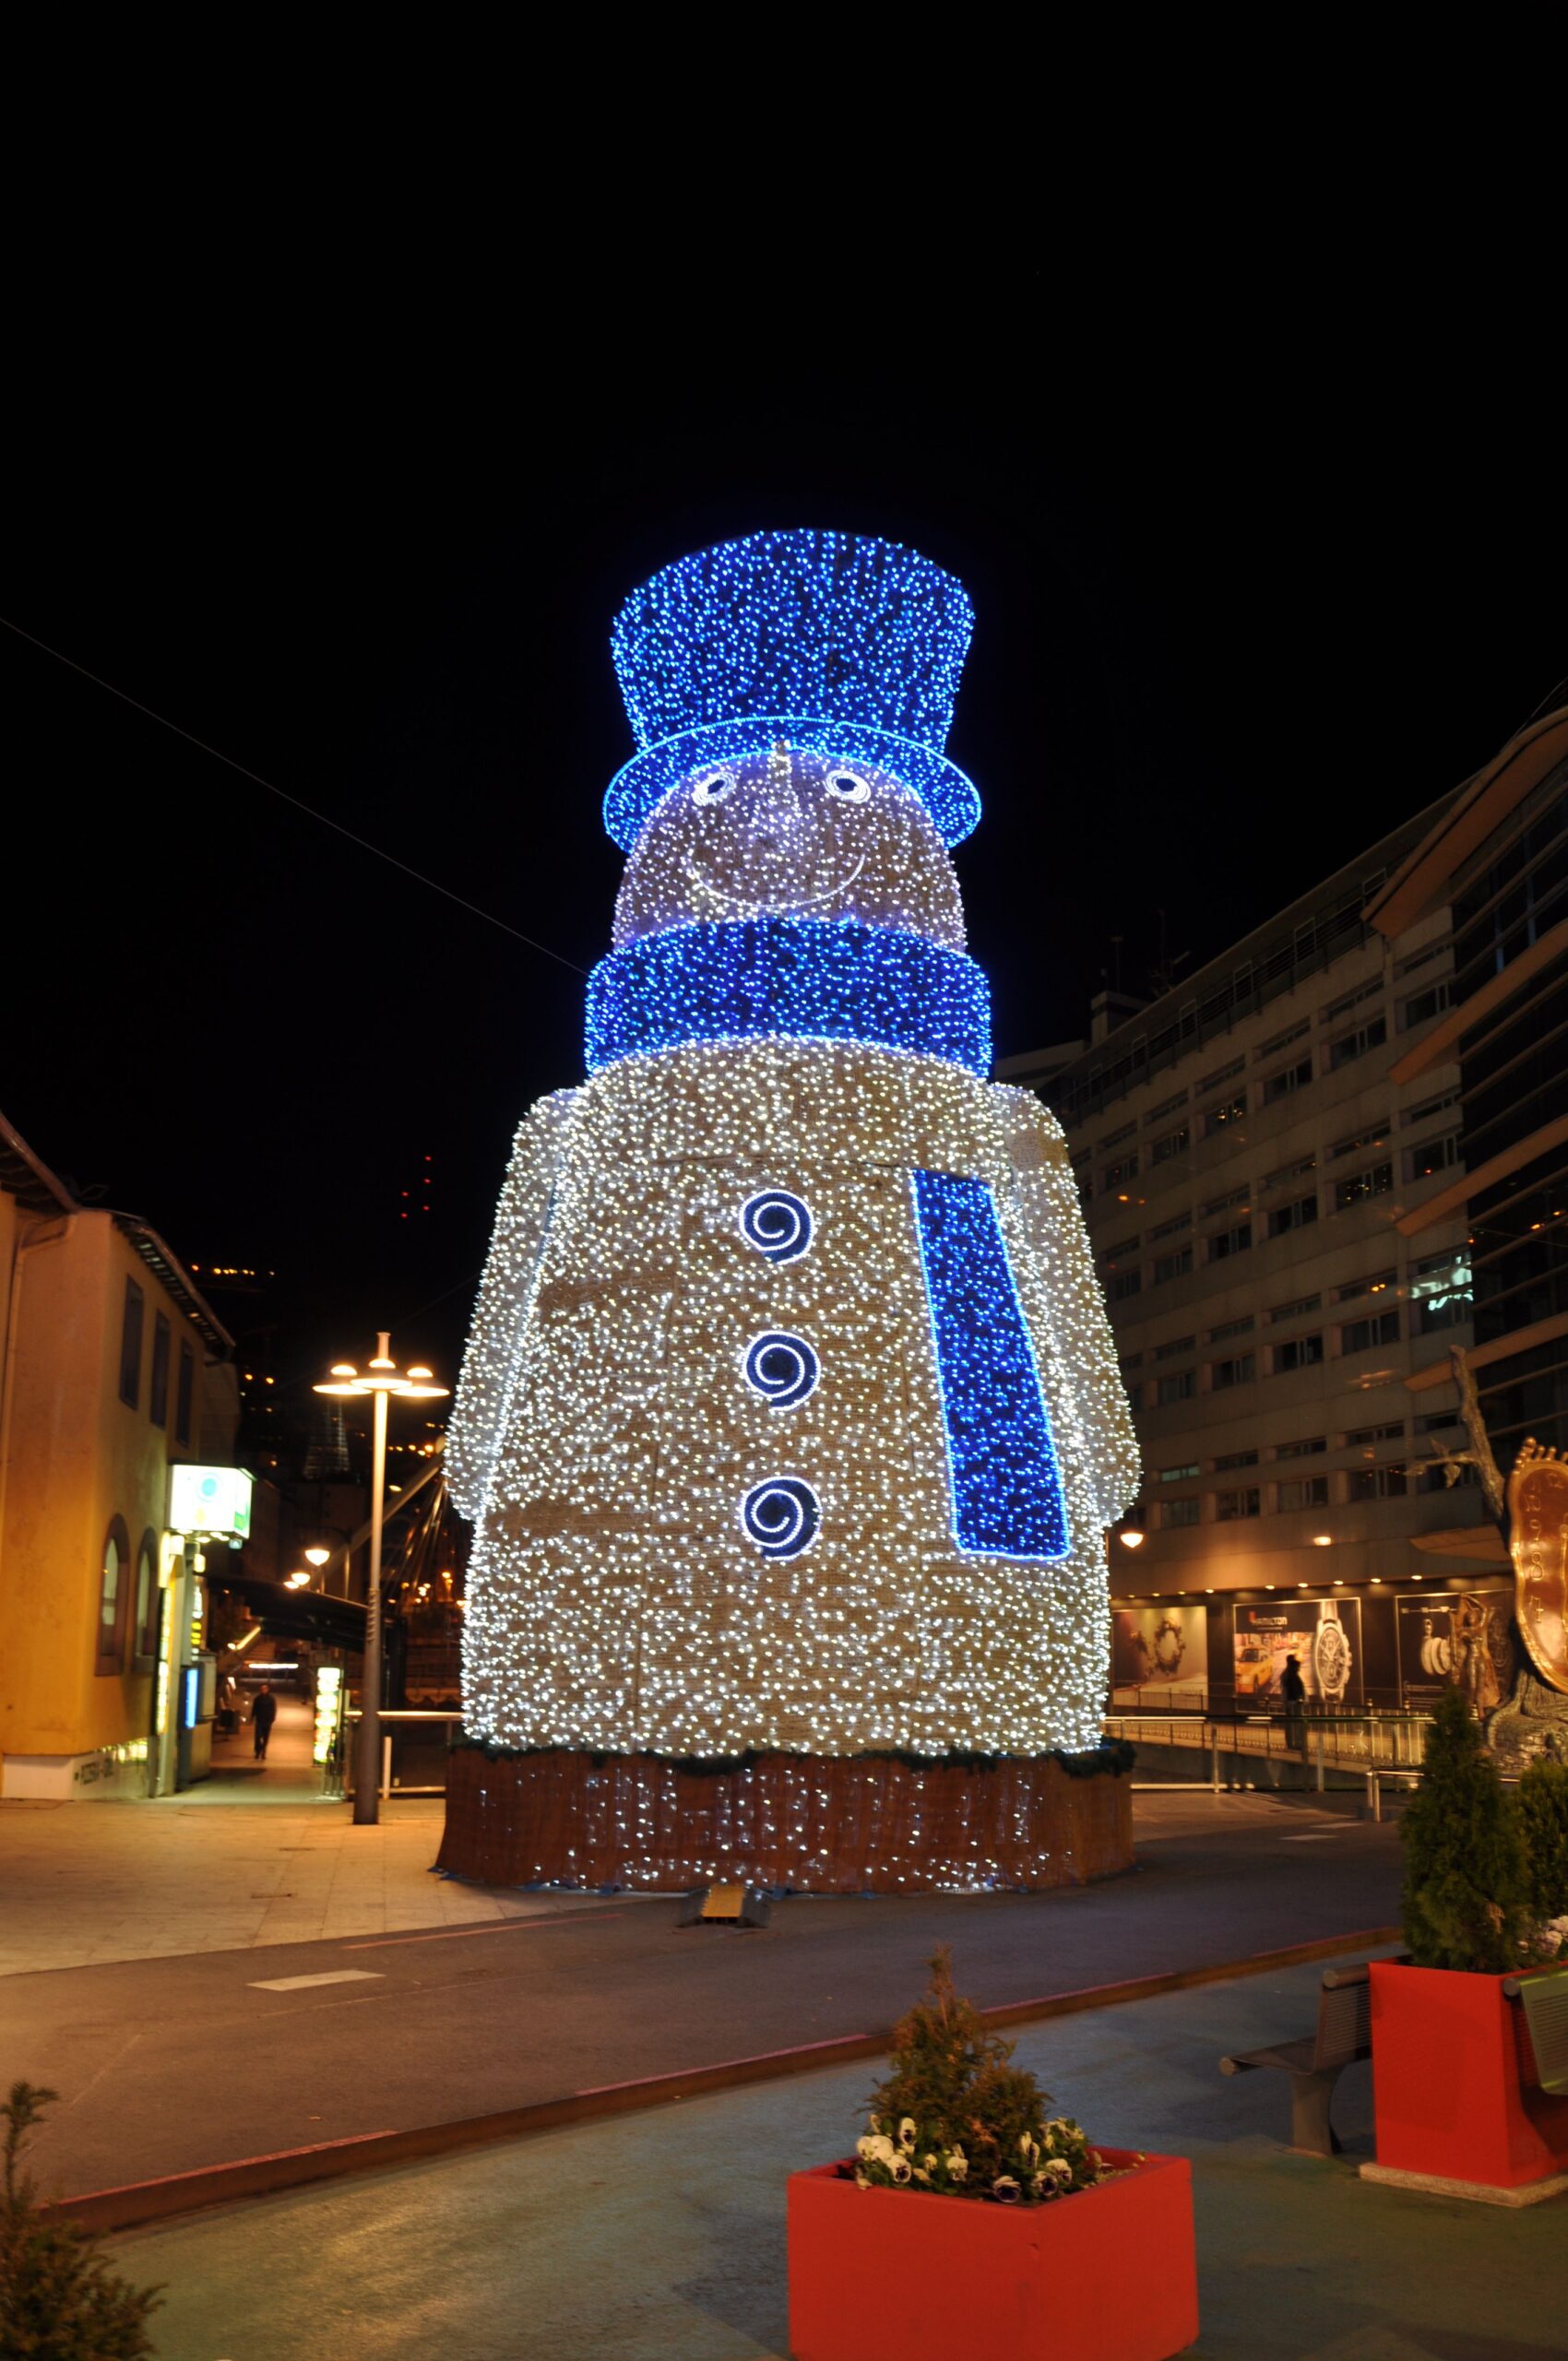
[851,1947,1113,2204]
[1401,1688,1532,1972]
[1517,1757,1568,1926]
[0,2082,161,2359]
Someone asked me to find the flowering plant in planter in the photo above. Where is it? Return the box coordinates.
[851,1945,1118,2205]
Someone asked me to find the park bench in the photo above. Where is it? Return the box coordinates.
[1504,1964,1568,2094]
[1219,1961,1374,2154]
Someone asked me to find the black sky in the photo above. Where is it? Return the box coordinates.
[6,237,1565,1411]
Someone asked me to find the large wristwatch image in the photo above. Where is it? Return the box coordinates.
[1313,1599,1352,1701]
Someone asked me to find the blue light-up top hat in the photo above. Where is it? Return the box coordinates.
[604,528,980,850]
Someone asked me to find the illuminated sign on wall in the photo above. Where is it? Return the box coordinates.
[168,1465,254,1538]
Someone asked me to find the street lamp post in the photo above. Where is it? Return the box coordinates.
[315,1334,447,1826]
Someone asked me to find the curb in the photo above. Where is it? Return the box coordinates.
[47,1924,1398,2236]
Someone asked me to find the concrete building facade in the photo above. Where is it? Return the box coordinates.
[1013,801,1504,1714]
[0,1111,238,1797]
[1365,698,1568,1471]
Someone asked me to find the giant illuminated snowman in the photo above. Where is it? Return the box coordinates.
[442,530,1139,1892]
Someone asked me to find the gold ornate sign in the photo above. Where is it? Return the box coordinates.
[1508,1439,1568,1695]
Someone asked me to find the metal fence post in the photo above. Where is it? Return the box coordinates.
[1315,1721,1325,1793]
[1212,1724,1220,1793]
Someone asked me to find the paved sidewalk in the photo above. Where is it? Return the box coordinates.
[0,1793,552,1975]
[8,1796,1400,2203]
[114,1950,1562,2361]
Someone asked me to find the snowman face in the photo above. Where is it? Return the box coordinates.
[612,742,967,951]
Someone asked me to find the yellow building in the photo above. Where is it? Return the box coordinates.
[0,1109,238,1797]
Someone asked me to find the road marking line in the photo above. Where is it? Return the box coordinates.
[343,1903,636,1951]
[248,1969,385,1991]
[1281,1833,1340,1842]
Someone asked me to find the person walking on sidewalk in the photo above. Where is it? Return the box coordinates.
[1279,1654,1307,1763]
[251,1681,278,1761]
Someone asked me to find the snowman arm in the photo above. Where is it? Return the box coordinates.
[445,1089,577,1521]
[996,1088,1142,1528]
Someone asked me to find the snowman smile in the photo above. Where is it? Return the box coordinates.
[685,852,868,917]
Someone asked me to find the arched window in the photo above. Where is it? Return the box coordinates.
[95,1516,132,1675]
[135,1529,160,1664]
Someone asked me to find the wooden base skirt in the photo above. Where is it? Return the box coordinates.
[437,1746,1134,1893]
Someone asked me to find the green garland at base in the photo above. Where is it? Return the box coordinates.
[445,1733,1134,1780]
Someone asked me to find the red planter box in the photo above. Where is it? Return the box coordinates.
[787,2148,1197,2361]
[1370,1960,1568,2189]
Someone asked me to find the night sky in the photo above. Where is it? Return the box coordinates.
[6,308,1564,1420]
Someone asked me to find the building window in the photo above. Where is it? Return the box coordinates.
[1333,1162,1393,1212]
[1328,1014,1388,1070]
[1154,1334,1196,1360]
[1214,1486,1261,1521]
[149,1314,171,1430]
[1272,1332,1324,1374]
[1404,1133,1461,1182]
[1258,1018,1310,1059]
[1214,1447,1259,1470]
[1162,1495,1200,1528]
[1267,1195,1318,1239]
[1206,1222,1253,1263]
[1346,1421,1404,1449]
[175,1341,195,1449]
[1101,1153,1139,1193]
[119,1280,144,1410]
[1207,1315,1255,1343]
[1336,1268,1396,1305]
[95,1516,131,1675]
[1269,1293,1322,1323]
[1340,1308,1401,1355]
[1262,1155,1317,1191]
[1417,1456,1478,1494]
[1325,977,1384,1024]
[1110,1267,1144,1301]
[1275,1435,1327,1459]
[1149,1211,1192,1241]
[1403,1090,1459,1128]
[1149,1124,1191,1165]
[1411,1249,1473,1335]
[1199,1056,1245,1095]
[1159,1462,1200,1482]
[1153,1246,1194,1285]
[1277,1474,1330,1512]
[1330,1122,1389,1163]
[1201,1186,1250,1218]
[1401,979,1452,1029]
[1348,1464,1408,1501]
[1203,1092,1248,1137]
[1261,1056,1313,1106]
[1210,1354,1255,1391]
[1157,1370,1196,1407]
[135,1530,160,1662]
[1145,1089,1189,1126]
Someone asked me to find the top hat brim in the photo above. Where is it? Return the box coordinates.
[603,718,981,852]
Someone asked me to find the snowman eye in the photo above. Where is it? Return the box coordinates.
[693,769,737,806]
[826,769,872,803]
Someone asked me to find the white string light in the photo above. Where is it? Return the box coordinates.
[443,533,1140,1885]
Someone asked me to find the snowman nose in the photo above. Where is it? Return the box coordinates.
[747,763,804,847]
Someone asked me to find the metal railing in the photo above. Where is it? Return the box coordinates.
[339,1708,462,1798]
[1104,1708,1433,1814]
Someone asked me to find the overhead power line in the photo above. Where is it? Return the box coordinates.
[1,613,588,979]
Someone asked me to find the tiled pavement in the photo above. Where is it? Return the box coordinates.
[0,1703,551,1975]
